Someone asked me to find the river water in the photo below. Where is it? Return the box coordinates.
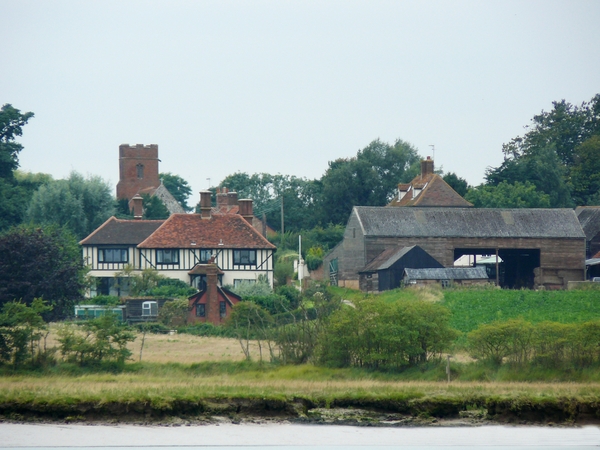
[1,423,599,449]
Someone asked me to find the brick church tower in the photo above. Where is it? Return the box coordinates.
[116,144,160,201]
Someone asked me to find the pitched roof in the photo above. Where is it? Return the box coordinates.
[137,214,276,249]
[404,267,489,280]
[388,173,473,208]
[354,207,585,239]
[79,216,165,245]
[576,206,600,240]
[360,245,417,273]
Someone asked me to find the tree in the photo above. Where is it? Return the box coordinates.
[317,139,420,225]
[160,172,193,212]
[0,225,87,321]
[442,172,469,197]
[26,172,115,240]
[0,104,34,179]
[142,193,170,219]
[486,94,600,207]
[0,298,52,367]
[0,105,35,231]
[465,181,551,208]
[570,136,600,205]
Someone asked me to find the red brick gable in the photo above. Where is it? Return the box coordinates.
[137,214,276,249]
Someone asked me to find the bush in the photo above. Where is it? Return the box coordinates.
[157,299,189,326]
[178,322,237,338]
[318,298,457,370]
[57,314,136,367]
[0,298,53,368]
[466,319,533,366]
[79,295,120,306]
[229,276,272,298]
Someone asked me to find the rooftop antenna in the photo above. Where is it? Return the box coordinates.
[206,178,211,189]
[429,145,435,161]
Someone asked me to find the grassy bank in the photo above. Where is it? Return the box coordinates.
[2,362,600,424]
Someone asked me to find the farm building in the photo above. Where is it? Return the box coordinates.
[403,267,489,287]
[358,245,443,293]
[576,206,600,259]
[324,207,586,291]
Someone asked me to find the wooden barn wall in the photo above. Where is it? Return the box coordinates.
[336,212,366,284]
[365,236,585,286]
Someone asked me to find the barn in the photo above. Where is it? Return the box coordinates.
[324,207,586,291]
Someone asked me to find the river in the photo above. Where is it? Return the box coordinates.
[1,423,599,449]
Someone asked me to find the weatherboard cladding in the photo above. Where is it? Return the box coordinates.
[355,207,585,239]
[405,267,489,280]
[79,217,165,245]
[137,214,276,249]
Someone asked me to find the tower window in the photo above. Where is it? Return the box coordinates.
[137,164,144,179]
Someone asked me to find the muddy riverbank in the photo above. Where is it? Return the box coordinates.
[2,395,599,426]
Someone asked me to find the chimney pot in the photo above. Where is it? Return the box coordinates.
[132,195,144,219]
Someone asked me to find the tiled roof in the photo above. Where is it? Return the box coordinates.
[354,207,586,239]
[79,216,165,245]
[388,174,473,207]
[138,214,276,249]
[404,267,489,280]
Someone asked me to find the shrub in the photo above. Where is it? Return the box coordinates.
[57,314,136,367]
[318,298,457,370]
[0,298,53,368]
[466,319,533,366]
[157,299,189,326]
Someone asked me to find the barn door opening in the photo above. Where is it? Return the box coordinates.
[454,248,540,289]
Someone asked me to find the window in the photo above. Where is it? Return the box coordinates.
[156,249,179,265]
[98,248,128,263]
[220,301,226,318]
[441,280,451,288]
[136,164,144,179]
[196,303,206,317]
[199,249,212,264]
[142,301,158,316]
[233,249,256,265]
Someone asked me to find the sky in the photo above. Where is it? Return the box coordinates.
[2,0,599,201]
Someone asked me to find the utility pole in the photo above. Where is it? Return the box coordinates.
[280,196,284,247]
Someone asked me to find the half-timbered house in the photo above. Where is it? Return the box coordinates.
[80,194,276,297]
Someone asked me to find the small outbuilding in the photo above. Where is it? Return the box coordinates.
[358,245,443,292]
[187,263,241,324]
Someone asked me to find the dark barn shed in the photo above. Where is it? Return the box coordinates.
[324,207,585,290]
[358,245,443,292]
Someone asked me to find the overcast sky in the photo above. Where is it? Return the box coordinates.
[2,0,599,201]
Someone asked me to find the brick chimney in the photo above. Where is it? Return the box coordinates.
[199,191,212,219]
[421,156,434,178]
[205,264,221,324]
[132,194,144,219]
[238,199,253,225]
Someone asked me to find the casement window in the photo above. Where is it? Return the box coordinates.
[233,249,256,265]
[196,303,206,317]
[219,301,226,318]
[156,249,179,265]
[98,248,128,263]
[199,249,212,264]
[441,279,451,288]
[142,301,158,316]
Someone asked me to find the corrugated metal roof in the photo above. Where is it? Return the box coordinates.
[355,207,585,239]
[404,267,489,280]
